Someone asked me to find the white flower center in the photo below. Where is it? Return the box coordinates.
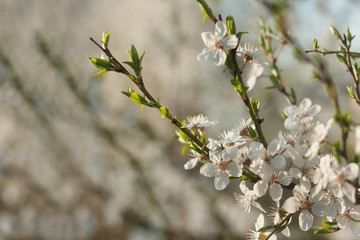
[214,40,223,50]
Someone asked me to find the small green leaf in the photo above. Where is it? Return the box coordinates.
[257,226,273,232]
[331,141,342,165]
[250,98,260,116]
[313,38,318,50]
[130,92,146,105]
[89,57,115,71]
[236,31,248,43]
[247,126,257,138]
[336,53,346,64]
[102,31,110,48]
[322,219,337,230]
[329,25,342,41]
[182,145,190,154]
[196,0,214,20]
[226,15,236,35]
[159,106,169,118]
[346,26,355,44]
[95,69,108,76]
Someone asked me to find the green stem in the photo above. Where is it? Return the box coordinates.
[264,214,293,240]
[229,50,268,148]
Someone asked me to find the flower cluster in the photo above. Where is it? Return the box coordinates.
[183,98,360,238]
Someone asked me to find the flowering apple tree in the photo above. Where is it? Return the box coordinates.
[89,0,360,239]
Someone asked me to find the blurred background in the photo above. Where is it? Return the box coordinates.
[0,0,359,239]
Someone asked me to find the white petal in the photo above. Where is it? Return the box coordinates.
[246,76,257,91]
[239,181,249,194]
[215,21,227,40]
[201,32,215,48]
[255,214,265,231]
[227,162,242,177]
[222,35,238,50]
[299,210,313,231]
[214,171,230,190]
[282,197,300,213]
[271,155,286,170]
[268,139,280,154]
[344,163,359,180]
[289,167,301,179]
[284,105,298,117]
[281,227,291,237]
[184,158,199,170]
[278,171,293,186]
[299,98,311,111]
[350,222,360,236]
[269,183,283,202]
[293,184,308,201]
[311,202,329,217]
[197,48,215,62]
[199,163,217,177]
[300,176,311,193]
[307,105,321,117]
[223,146,238,161]
[254,181,268,197]
[351,205,360,220]
[343,182,356,203]
[213,49,227,66]
[210,150,222,163]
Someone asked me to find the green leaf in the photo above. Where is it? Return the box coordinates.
[230,78,248,94]
[159,106,169,118]
[250,98,260,116]
[313,38,318,50]
[329,25,342,41]
[247,126,257,138]
[95,69,109,76]
[102,31,110,48]
[331,141,342,165]
[257,225,273,233]
[226,15,236,35]
[236,31,248,43]
[346,26,355,44]
[89,57,115,71]
[322,219,337,230]
[123,61,137,71]
[196,0,214,20]
[131,45,140,70]
[336,53,346,64]
[182,144,190,155]
[130,92,146,105]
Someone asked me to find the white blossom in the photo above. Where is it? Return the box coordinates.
[184,149,205,170]
[337,206,360,237]
[284,98,321,131]
[282,185,329,231]
[182,114,218,130]
[304,119,333,159]
[197,21,238,66]
[200,146,241,190]
[249,139,286,182]
[253,171,292,202]
[237,43,267,65]
[235,181,266,213]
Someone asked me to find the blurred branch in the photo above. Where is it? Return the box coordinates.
[35,33,172,231]
[0,47,110,205]
[257,0,349,158]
